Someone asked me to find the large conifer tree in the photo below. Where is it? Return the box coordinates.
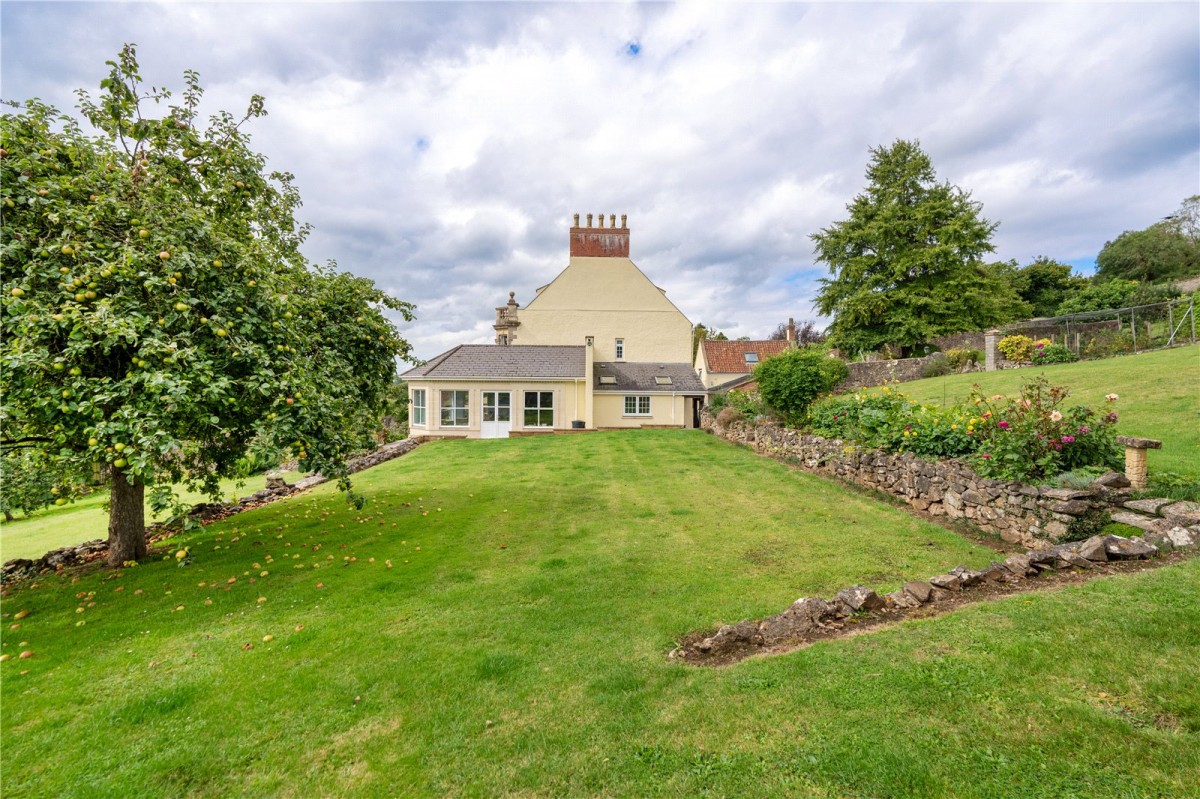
[812,140,1024,355]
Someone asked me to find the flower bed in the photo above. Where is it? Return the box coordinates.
[807,377,1122,483]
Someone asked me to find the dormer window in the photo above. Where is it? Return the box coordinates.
[744,352,759,364]
[615,338,625,360]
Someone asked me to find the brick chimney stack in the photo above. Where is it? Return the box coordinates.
[786,318,797,347]
[569,212,630,257]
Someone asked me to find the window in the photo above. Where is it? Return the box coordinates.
[615,338,625,360]
[744,352,759,364]
[524,391,553,427]
[654,376,672,385]
[624,395,651,415]
[440,390,469,427]
[411,389,426,426]
[599,375,617,385]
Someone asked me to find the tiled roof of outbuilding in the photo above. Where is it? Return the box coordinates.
[592,362,706,393]
[402,345,586,379]
[699,339,791,374]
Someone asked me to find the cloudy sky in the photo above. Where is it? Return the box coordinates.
[3,1,1197,360]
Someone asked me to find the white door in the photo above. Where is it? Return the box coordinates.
[480,391,512,439]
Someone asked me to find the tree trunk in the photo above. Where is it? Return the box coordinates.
[107,471,146,567]
[4,510,13,522]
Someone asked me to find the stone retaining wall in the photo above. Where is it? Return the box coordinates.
[1,437,426,583]
[702,411,1127,549]
[834,354,944,392]
[931,331,986,352]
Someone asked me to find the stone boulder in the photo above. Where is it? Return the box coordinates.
[759,598,830,645]
[1103,535,1157,560]
[929,573,963,591]
[833,585,886,612]
[698,619,763,653]
[1162,501,1200,527]
[1093,471,1131,489]
[902,581,934,604]
[1077,535,1109,562]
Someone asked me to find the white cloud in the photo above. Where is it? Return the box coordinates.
[2,1,1196,357]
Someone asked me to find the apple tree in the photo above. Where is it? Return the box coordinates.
[0,46,414,566]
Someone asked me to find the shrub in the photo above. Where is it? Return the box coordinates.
[754,348,848,425]
[944,348,983,370]
[1031,342,1078,365]
[997,335,1035,362]
[968,377,1122,482]
[1052,466,1108,489]
[921,354,952,378]
[1081,329,1135,359]
[715,406,745,428]
[809,388,977,459]
[811,378,1123,483]
[726,389,767,418]
[1143,472,1200,503]
[1057,278,1140,315]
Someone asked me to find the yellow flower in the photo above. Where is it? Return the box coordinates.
[951,424,958,430]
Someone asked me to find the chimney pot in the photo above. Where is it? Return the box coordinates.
[569,208,631,257]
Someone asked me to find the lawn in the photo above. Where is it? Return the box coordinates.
[896,344,1200,480]
[0,470,303,563]
[2,431,1197,798]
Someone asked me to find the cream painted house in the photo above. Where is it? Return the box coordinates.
[403,215,706,438]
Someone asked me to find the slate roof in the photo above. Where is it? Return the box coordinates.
[593,362,706,393]
[709,373,758,393]
[700,339,791,374]
[402,345,585,379]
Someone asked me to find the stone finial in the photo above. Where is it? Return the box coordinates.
[507,291,517,307]
[620,214,627,228]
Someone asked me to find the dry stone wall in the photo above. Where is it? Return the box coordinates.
[703,411,1134,550]
[2,438,426,583]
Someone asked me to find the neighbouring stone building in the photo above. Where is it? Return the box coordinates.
[403,214,705,438]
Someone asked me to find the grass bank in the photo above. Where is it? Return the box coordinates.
[0,470,303,563]
[2,431,1197,797]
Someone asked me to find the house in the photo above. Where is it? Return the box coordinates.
[403,214,706,438]
[693,322,797,395]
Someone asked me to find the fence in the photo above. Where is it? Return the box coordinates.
[986,295,1195,368]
